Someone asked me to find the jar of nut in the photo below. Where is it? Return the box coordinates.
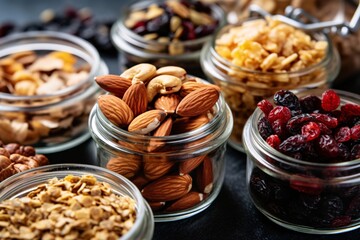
[201,17,341,152]
[0,31,108,154]
[243,88,360,234]
[89,63,233,221]
[0,164,154,239]
[110,0,225,77]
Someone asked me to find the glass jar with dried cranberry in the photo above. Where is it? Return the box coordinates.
[243,88,360,234]
[110,0,224,78]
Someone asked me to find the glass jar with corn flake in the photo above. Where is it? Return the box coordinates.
[111,0,225,77]
[201,17,341,152]
[0,164,154,239]
[0,31,108,154]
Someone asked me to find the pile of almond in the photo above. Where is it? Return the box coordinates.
[95,63,221,213]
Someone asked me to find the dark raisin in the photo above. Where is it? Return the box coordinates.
[301,122,321,141]
[258,117,273,140]
[336,143,351,162]
[269,182,289,202]
[351,144,360,160]
[250,169,271,201]
[286,113,314,134]
[317,122,333,135]
[334,127,351,143]
[321,89,340,112]
[319,195,344,219]
[346,194,360,218]
[257,99,273,116]
[278,135,306,153]
[315,135,339,158]
[274,90,301,112]
[299,194,321,210]
[300,95,322,113]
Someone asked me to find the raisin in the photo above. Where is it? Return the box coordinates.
[278,135,306,153]
[351,144,360,160]
[257,99,273,116]
[350,125,360,141]
[300,95,322,113]
[273,90,301,112]
[286,113,314,134]
[334,127,351,143]
[317,122,333,135]
[301,122,321,141]
[299,194,321,210]
[331,216,352,227]
[321,89,340,112]
[336,143,351,162]
[250,169,271,201]
[258,117,273,140]
[266,135,281,149]
[267,106,292,124]
[319,195,344,219]
[315,135,339,158]
[269,182,289,202]
[346,194,360,218]
[311,113,338,129]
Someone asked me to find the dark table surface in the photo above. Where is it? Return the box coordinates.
[1,1,360,239]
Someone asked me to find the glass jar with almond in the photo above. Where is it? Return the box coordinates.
[110,0,225,77]
[89,63,233,221]
[0,31,109,154]
[201,17,340,152]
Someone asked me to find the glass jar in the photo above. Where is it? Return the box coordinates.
[89,87,233,222]
[110,0,225,77]
[0,164,154,240]
[243,89,360,234]
[0,31,108,154]
[201,20,341,152]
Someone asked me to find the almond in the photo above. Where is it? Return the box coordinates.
[122,82,148,117]
[171,114,210,134]
[147,117,173,152]
[143,155,174,180]
[106,155,141,178]
[141,174,192,202]
[98,95,134,127]
[148,201,166,211]
[179,81,208,98]
[179,155,206,175]
[154,94,180,114]
[131,173,150,189]
[128,109,166,134]
[95,74,131,97]
[165,191,204,212]
[176,86,220,117]
[196,156,213,194]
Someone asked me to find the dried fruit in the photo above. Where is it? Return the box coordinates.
[321,89,340,112]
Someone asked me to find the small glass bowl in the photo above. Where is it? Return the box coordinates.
[89,80,233,222]
[0,164,154,240]
[0,31,109,154]
[243,89,360,234]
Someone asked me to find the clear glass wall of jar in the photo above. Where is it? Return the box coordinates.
[110,0,225,78]
[243,89,360,234]
[0,31,108,154]
[0,164,154,239]
[89,92,233,222]
[201,20,341,152]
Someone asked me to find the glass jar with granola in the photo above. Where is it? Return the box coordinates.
[201,17,340,152]
[110,0,225,77]
[0,31,108,154]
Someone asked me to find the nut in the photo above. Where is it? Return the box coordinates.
[179,155,206,175]
[122,82,148,117]
[106,155,142,178]
[148,201,166,211]
[143,155,175,180]
[196,156,213,194]
[95,74,132,98]
[120,63,156,84]
[166,1,190,18]
[147,117,173,152]
[128,109,166,134]
[176,86,220,117]
[146,75,182,102]
[165,191,204,212]
[141,174,192,202]
[171,114,210,134]
[154,94,181,114]
[155,66,186,80]
[179,81,209,98]
[98,94,134,127]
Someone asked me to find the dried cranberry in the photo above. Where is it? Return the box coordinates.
[278,135,306,153]
[286,113,314,134]
[301,122,321,141]
[350,125,360,141]
[273,90,301,112]
[331,216,352,227]
[300,95,322,113]
[290,174,323,195]
[182,21,196,40]
[132,21,147,35]
[319,195,344,218]
[334,127,351,143]
[258,117,273,140]
[266,135,281,149]
[311,113,338,129]
[336,143,351,162]
[317,122,333,135]
[321,89,340,112]
[351,144,360,159]
[271,119,288,140]
[257,99,273,116]
[267,106,292,124]
[315,135,339,158]
[341,103,360,117]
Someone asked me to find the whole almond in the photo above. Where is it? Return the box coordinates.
[165,191,204,212]
[95,74,131,98]
[98,95,134,127]
[171,114,210,134]
[148,201,166,211]
[128,109,166,134]
[196,156,213,194]
[179,155,206,175]
[106,155,141,178]
[154,94,180,114]
[179,81,208,98]
[176,86,220,117]
[143,155,174,180]
[122,82,148,117]
[132,173,150,189]
[147,117,173,152]
[141,174,192,202]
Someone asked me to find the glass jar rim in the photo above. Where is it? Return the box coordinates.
[245,88,360,169]
[0,31,101,101]
[209,16,337,77]
[0,163,151,240]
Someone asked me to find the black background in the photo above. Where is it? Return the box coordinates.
[0,1,359,239]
